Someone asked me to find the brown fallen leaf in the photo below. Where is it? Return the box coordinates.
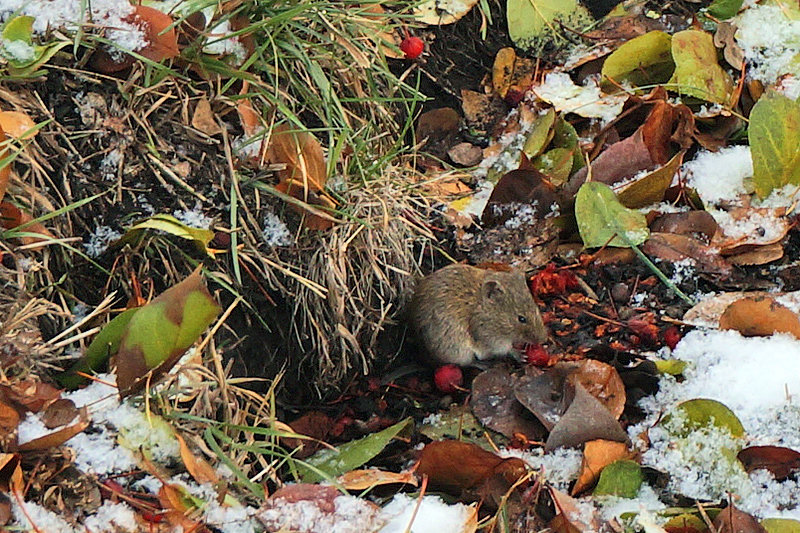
[713,504,766,533]
[416,440,527,494]
[513,365,573,432]
[719,295,800,339]
[17,408,89,452]
[416,107,460,143]
[569,360,626,420]
[267,123,327,192]
[481,168,557,227]
[726,244,784,266]
[0,492,10,526]
[0,202,55,246]
[0,401,19,451]
[545,383,629,452]
[284,410,332,459]
[642,232,733,276]
[650,211,719,243]
[572,440,634,495]
[737,446,800,480]
[448,142,483,167]
[41,398,78,429]
[191,97,222,136]
[472,366,548,440]
[337,469,418,490]
[0,380,61,413]
[0,454,23,493]
[125,6,179,63]
[177,433,218,485]
[492,48,516,98]
[550,488,602,533]
[0,111,36,140]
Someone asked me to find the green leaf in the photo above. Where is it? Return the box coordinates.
[552,116,584,171]
[534,147,573,186]
[123,214,216,257]
[6,41,69,76]
[664,398,745,438]
[602,31,675,88]
[750,91,800,198]
[668,30,733,103]
[654,359,688,376]
[298,418,412,483]
[506,0,592,52]
[57,308,139,389]
[523,108,556,159]
[2,16,34,44]
[593,460,643,498]
[707,0,743,20]
[575,182,649,248]
[762,519,800,533]
[115,269,221,397]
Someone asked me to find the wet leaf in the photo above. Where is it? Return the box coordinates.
[750,91,800,199]
[616,151,684,209]
[297,418,411,483]
[737,446,800,480]
[602,31,674,88]
[122,214,215,257]
[336,469,418,490]
[545,384,629,451]
[507,0,591,52]
[668,30,733,103]
[762,519,800,533]
[719,295,800,339]
[575,182,649,248]
[58,308,139,390]
[664,398,744,438]
[114,269,221,397]
[592,459,643,498]
[572,440,633,495]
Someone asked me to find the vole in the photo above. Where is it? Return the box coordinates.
[408,264,547,366]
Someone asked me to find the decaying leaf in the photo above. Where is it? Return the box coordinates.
[714,504,766,533]
[668,30,733,103]
[0,454,23,493]
[506,0,591,52]
[569,359,626,420]
[41,398,78,429]
[114,268,221,397]
[545,384,629,451]
[0,111,36,140]
[719,295,800,340]
[642,233,733,276]
[472,366,548,439]
[267,123,327,192]
[191,97,222,136]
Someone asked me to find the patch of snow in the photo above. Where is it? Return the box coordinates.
[1,38,35,63]
[259,492,382,533]
[83,502,138,533]
[682,145,752,205]
[596,485,666,522]
[501,447,582,491]
[173,202,213,229]
[262,209,292,248]
[203,19,247,63]
[84,226,122,258]
[12,500,77,533]
[735,3,800,85]
[379,494,471,533]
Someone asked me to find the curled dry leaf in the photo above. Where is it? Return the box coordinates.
[545,383,629,452]
[719,295,800,339]
[569,359,626,420]
[267,123,327,192]
[17,408,89,452]
[125,6,179,63]
[177,433,218,485]
[336,469,418,490]
[0,454,23,493]
[642,232,733,276]
[572,439,634,496]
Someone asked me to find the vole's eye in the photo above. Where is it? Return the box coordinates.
[518,315,527,324]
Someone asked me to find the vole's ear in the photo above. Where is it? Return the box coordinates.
[482,279,505,301]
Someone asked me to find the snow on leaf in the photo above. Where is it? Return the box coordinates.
[506,0,592,53]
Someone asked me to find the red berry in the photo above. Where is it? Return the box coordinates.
[525,344,550,366]
[434,364,463,394]
[664,326,682,351]
[400,36,424,60]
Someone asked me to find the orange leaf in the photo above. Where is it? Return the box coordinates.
[0,454,23,493]
[571,440,633,495]
[0,202,54,246]
[267,123,327,192]
[125,6,179,62]
[0,112,36,140]
[337,469,418,490]
[176,433,218,485]
[719,295,800,339]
